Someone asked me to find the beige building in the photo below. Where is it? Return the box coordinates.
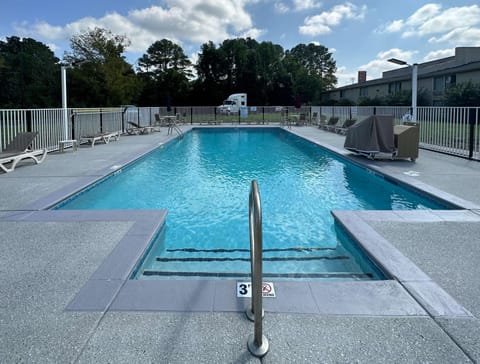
[324,47,480,106]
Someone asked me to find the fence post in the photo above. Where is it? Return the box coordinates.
[468,108,476,159]
[121,108,125,133]
[70,110,75,140]
[26,110,33,132]
[99,108,103,133]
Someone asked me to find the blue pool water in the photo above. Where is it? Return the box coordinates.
[58,128,447,280]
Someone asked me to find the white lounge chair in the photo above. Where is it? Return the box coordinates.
[0,132,47,173]
[126,122,155,135]
[80,131,120,147]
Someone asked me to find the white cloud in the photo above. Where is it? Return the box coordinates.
[335,65,358,86]
[417,5,479,35]
[378,4,480,44]
[357,48,418,80]
[428,27,480,46]
[422,48,455,62]
[382,19,403,33]
[376,48,416,62]
[274,2,290,14]
[407,3,442,27]
[46,43,59,53]
[11,0,258,55]
[299,2,367,36]
[292,0,322,12]
[274,0,321,14]
[240,27,267,39]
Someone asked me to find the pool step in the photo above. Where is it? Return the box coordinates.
[138,243,375,279]
[165,246,337,253]
[155,255,350,263]
[142,270,374,279]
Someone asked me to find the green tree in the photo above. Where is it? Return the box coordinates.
[193,39,339,106]
[193,41,229,105]
[384,90,411,106]
[194,38,292,105]
[287,43,337,89]
[255,41,289,105]
[283,43,337,105]
[0,36,60,108]
[137,39,192,106]
[358,96,385,106]
[444,81,480,106]
[64,27,141,106]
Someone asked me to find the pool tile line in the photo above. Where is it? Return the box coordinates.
[332,210,473,319]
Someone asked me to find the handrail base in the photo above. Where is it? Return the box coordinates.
[248,334,269,358]
[245,306,264,322]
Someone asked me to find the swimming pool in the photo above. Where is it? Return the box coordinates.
[57,128,447,280]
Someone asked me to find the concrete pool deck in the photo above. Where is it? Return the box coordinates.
[1,124,479,363]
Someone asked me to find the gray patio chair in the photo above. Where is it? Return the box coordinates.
[0,131,47,173]
[126,121,155,135]
[323,117,340,131]
[80,131,120,146]
[335,119,357,135]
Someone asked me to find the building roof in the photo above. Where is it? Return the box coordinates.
[333,47,480,91]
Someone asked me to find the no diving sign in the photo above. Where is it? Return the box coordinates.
[237,281,276,298]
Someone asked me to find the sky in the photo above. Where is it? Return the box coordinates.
[1,0,480,86]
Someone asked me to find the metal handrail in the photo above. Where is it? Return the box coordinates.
[246,180,269,357]
[167,121,184,138]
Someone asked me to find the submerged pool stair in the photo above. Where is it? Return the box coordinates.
[140,245,375,279]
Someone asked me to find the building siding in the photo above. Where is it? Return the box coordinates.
[323,47,480,106]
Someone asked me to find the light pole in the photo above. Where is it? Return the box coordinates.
[61,60,88,141]
[387,58,418,123]
[61,65,69,141]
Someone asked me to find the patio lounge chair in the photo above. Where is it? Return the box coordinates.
[323,117,340,131]
[126,122,155,135]
[80,131,120,147]
[295,113,307,126]
[0,131,47,173]
[335,119,357,135]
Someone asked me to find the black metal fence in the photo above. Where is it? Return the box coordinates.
[1,105,479,161]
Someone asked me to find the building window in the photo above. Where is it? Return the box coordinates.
[340,90,344,98]
[446,74,456,88]
[433,76,445,91]
[359,87,368,97]
[388,82,402,94]
[434,74,456,95]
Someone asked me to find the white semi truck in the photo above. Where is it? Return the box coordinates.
[217,93,247,114]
